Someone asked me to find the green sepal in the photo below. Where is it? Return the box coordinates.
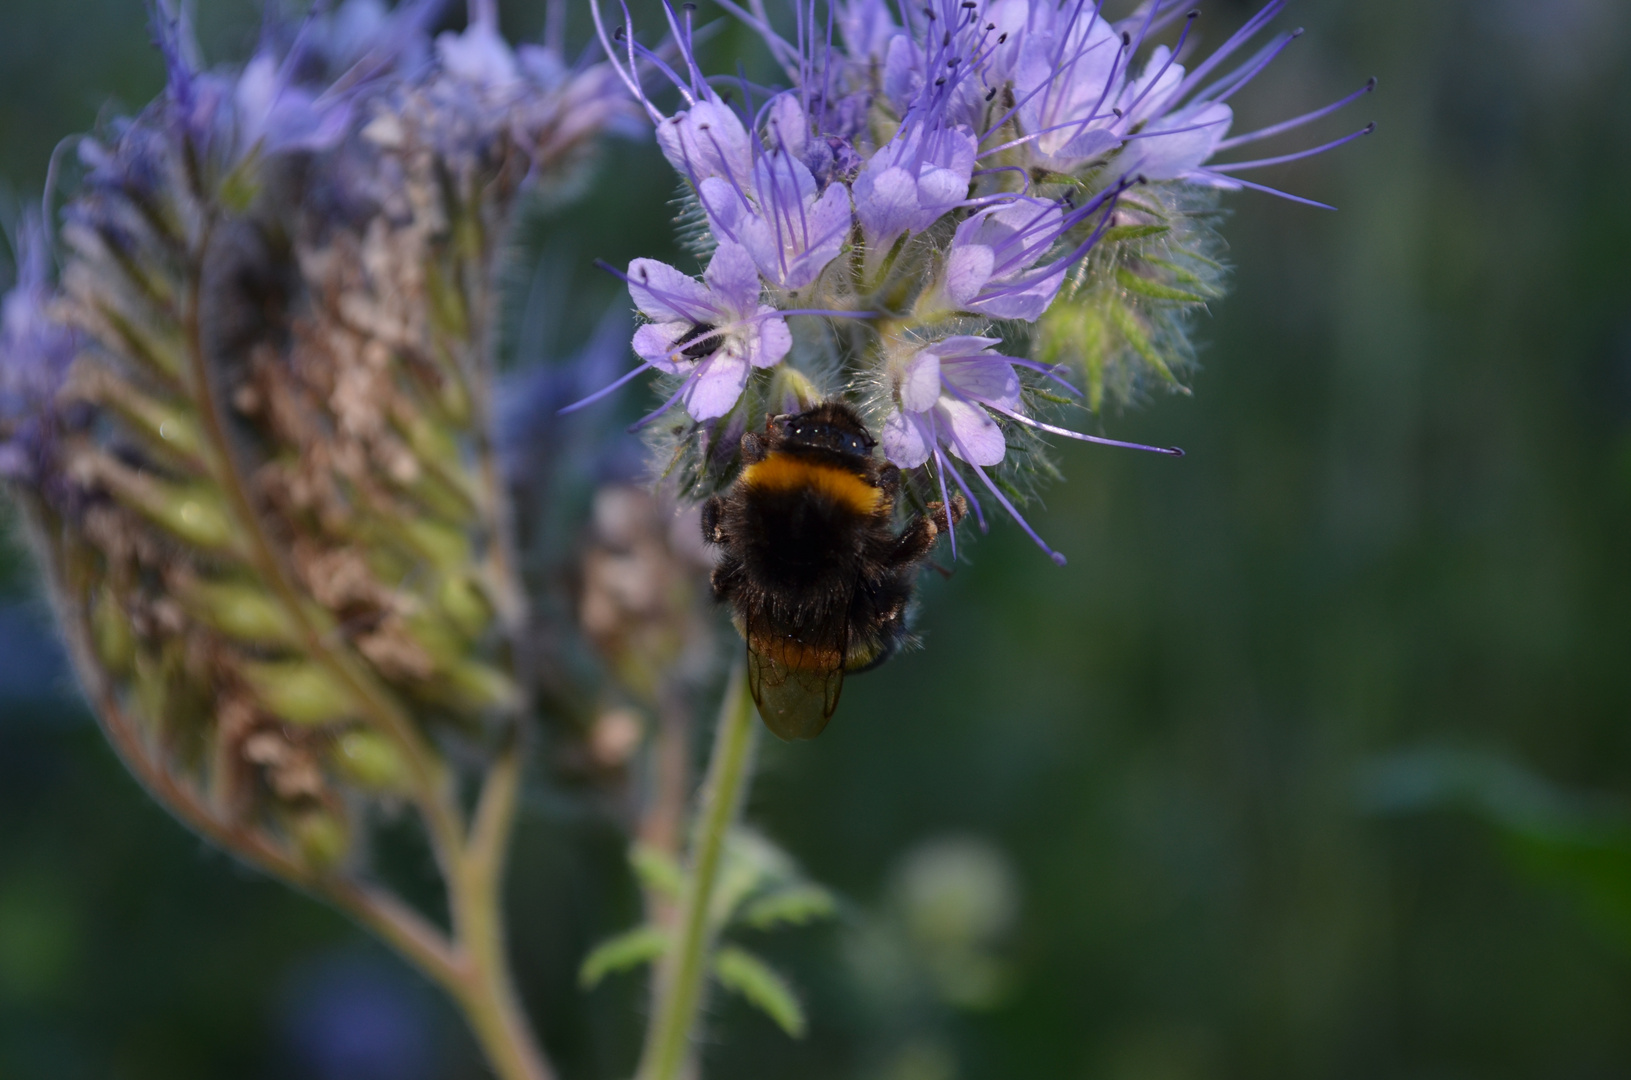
[401,518,472,577]
[712,946,806,1037]
[1105,299,1185,389]
[88,458,239,552]
[437,575,492,640]
[287,807,348,872]
[180,579,299,646]
[1099,223,1170,243]
[241,661,358,726]
[90,586,135,676]
[579,925,670,988]
[441,659,522,712]
[1115,266,1215,304]
[329,730,413,792]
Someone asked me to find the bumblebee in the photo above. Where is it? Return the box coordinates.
[701,402,965,740]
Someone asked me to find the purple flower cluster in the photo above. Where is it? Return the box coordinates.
[0,217,77,487]
[581,0,1372,560]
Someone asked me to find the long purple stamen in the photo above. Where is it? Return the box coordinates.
[1210,122,1374,172]
[1215,77,1376,151]
[559,362,654,414]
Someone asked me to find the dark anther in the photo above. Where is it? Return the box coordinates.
[1291,26,1305,37]
[923,6,935,18]
[1121,30,1131,47]
[1365,76,1378,90]
[1186,8,1199,17]
[985,86,998,101]
[997,31,1007,42]
[934,77,947,85]
[614,25,626,39]
[948,57,960,67]
[683,2,697,10]
[942,29,951,44]
[1135,173,1148,184]
[676,323,720,360]
[986,21,995,29]
[1362,121,1376,133]
[1112,107,1123,117]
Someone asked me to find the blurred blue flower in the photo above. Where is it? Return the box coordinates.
[277,952,441,1080]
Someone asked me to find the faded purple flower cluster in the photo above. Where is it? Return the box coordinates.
[0,0,641,892]
[582,0,1371,561]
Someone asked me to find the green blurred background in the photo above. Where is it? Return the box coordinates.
[4,0,1631,1077]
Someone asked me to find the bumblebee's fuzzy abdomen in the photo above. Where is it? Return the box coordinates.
[730,452,889,592]
[738,486,869,585]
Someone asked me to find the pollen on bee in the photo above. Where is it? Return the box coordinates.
[741,453,885,515]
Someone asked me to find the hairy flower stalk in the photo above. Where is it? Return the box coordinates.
[571,0,1371,1071]
[0,3,635,1078]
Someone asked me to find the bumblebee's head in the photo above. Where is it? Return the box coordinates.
[773,402,876,460]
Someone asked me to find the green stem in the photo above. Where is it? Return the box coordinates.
[637,660,759,1080]
[443,745,555,1080]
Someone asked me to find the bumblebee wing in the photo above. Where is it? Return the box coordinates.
[745,609,847,742]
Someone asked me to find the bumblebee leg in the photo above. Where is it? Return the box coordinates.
[886,495,966,568]
[700,494,726,545]
[926,494,968,534]
[740,430,768,465]
[887,514,941,567]
[876,463,902,501]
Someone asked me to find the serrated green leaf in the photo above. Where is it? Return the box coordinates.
[712,946,806,1037]
[630,844,686,901]
[579,925,669,988]
[739,884,838,930]
[1116,266,1212,304]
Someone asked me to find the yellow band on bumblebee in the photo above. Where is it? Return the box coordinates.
[741,452,885,515]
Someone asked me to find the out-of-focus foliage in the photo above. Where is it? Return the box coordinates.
[3,1,1631,1079]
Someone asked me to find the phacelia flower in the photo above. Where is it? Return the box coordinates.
[582,0,1371,561]
[616,242,794,423]
[698,99,853,291]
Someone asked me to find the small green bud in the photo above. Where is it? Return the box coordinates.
[438,575,491,640]
[242,661,358,726]
[329,730,412,792]
[90,586,135,676]
[181,580,298,646]
[112,391,205,464]
[288,808,348,872]
[444,660,522,712]
[402,519,471,577]
[85,455,239,552]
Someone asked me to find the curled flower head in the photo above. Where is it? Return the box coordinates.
[581,0,1370,560]
[0,0,638,901]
